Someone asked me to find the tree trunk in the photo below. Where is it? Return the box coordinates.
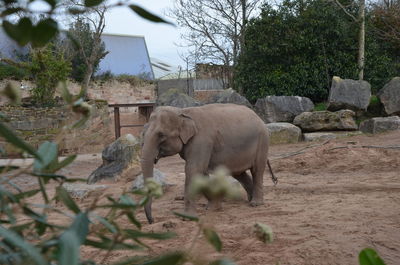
[81,63,93,99]
[358,0,365,80]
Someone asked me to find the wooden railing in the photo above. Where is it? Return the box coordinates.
[109,102,155,139]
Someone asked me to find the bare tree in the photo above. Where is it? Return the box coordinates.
[333,0,366,80]
[63,0,109,98]
[370,0,400,46]
[168,0,261,90]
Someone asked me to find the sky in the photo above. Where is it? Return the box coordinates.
[103,0,186,67]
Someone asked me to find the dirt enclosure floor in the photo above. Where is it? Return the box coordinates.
[5,130,400,264]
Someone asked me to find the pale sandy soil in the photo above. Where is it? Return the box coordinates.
[3,130,400,265]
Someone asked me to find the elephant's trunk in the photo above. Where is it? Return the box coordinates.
[141,133,158,224]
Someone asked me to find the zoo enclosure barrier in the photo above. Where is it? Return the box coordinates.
[109,102,155,140]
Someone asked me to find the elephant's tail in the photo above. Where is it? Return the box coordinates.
[267,159,278,185]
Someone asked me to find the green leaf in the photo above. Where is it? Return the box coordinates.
[68,7,86,15]
[203,228,222,252]
[0,225,47,265]
[173,211,199,222]
[124,229,176,240]
[68,212,90,244]
[58,230,80,265]
[111,256,146,265]
[94,215,118,234]
[1,7,23,17]
[139,252,184,265]
[129,5,172,24]
[2,18,32,46]
[60,82,74,103]
[0,122,41,160]
[56,186,81,214]
[0,165,19,173]
[31,18,58,48]
[359,248,386,265]
[48,154,77,173]
[119,194,138,206]
[33,173,67,182]
[34,141,58,172]
[84,238,142,250]
[126,212,142,229]
[15,189,41,200]
[84,0,104,7]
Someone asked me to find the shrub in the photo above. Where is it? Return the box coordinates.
[29,44,71,105]
[0,63,30,80]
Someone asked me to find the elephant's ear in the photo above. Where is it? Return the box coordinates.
[179,114,197,144]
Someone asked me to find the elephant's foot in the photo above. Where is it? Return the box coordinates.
[249,199,264,207]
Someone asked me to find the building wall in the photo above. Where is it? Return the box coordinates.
[0,27,153,79]
[99,34,154,79]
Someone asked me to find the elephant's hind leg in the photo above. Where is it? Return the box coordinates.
[232,172,253,202]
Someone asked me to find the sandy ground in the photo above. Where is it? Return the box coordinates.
[2,130,400,265]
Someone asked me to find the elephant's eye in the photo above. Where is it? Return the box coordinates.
[158,132,167,141]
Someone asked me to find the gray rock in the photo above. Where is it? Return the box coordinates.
[303,131,363,142]
[132,169,168,190]
[255,96,314,123]
[62,183,108,199]
[293,110,357,132]
[359,116,400,134]
[378,77,400,115]
[157,88,202,108]
[327,76,371,111]
[206,88,252,108]
[265,123,302,144]
[87,134,141,184]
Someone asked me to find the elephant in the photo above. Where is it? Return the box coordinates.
[141,103,277,224]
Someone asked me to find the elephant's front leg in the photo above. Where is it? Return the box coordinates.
[184,160,209,215]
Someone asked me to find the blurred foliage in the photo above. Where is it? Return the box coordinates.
[235,0,399,103]
[0,63,30,80]
[0,0,171,49]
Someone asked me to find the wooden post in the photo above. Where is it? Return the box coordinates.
[114,106,121,139]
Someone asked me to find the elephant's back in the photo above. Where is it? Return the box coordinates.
[185,103,266,137]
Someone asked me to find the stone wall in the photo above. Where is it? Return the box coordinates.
[0,100,113,157]
[194,90,225,103]
[0,79,156,113]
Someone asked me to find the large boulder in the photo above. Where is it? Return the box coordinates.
[206,88,252,108]
[255,96,314,123]
[266,123,302,144]
[62,183,108,200]
[378,77,400,115]
[293,110,357,132]
[303,131,362,142]
[359,116,400,134]
[87,134,141,184]
[157,88,202,108]
[327,76,371,111]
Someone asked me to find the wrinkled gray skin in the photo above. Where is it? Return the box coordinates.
[141,103,274,223]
